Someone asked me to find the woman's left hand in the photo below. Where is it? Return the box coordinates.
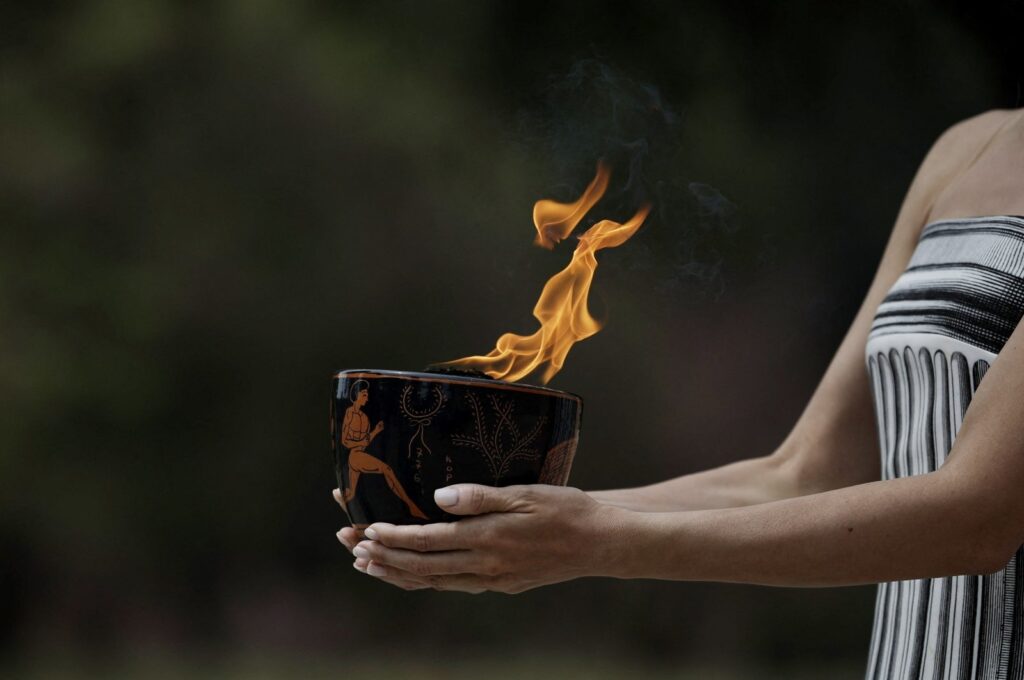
[340,484,622,594]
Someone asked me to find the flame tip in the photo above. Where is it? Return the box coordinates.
[446,159,647,384]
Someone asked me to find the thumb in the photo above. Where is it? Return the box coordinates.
[434,484,519,516]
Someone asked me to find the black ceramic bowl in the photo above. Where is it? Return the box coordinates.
[330,369,582,528]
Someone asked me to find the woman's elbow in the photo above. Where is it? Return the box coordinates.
[935,464,1022,576]
[958,517,1021,576]
[966,543,1017,575]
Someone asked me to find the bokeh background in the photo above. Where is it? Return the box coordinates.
[3,1,1023,677]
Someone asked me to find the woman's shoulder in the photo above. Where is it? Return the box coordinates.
[911,108,1019,196]
[893,108,1020,236]
[931,107,1019,158]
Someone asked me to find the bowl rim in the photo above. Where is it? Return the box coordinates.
[332,368,582,402]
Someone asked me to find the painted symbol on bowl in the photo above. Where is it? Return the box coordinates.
[399,384,449,495]
[451,392,547,484]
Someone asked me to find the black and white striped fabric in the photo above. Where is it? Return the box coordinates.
[864,215,1024,680]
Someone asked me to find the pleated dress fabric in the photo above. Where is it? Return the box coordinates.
[864,216,1024,680]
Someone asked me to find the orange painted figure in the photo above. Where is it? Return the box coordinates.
[338,380,428,520]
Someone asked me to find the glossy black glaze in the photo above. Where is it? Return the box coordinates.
[330,369,582,527]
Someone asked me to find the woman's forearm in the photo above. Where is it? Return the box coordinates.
[588,452,803,512]
[599,468,1013,586]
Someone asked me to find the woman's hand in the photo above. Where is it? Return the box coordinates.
[335,484,622,594]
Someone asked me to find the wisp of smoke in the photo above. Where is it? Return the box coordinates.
[517,58,742,298]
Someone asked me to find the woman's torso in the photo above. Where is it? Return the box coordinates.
[865,215,1024,680]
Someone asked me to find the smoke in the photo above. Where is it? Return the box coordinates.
[517,58,741,298]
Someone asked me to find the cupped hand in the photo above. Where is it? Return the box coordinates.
[336,483,621,594]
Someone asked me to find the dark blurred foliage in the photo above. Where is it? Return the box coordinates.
[1,0,1022,675]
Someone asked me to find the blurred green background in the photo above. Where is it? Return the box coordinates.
[2,0,1022,677]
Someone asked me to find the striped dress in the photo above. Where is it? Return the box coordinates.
[865,215,1024,679]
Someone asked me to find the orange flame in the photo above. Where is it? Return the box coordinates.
[442,163,650,384]
[532,160,611,249]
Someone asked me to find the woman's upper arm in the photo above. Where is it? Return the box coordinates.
[775,110,1015,494]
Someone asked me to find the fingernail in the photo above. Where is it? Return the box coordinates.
[353,545,369,559]
[434,487,459,507]
[367,562,386,577]
[353,561,367,573]
[364,526,379,540]
[336,530,346,543]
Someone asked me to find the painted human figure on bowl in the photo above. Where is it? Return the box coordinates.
[338,380,428,520]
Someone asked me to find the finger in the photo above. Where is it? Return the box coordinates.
[355,556,446,590]
[358,557,435,590]
[332,488,346,509]
[366,521,469,551]
[364,561,488,594]
[355,540,488,577]
[361,561,431,591]
[433,484,531,516]
[336,527,363,552]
